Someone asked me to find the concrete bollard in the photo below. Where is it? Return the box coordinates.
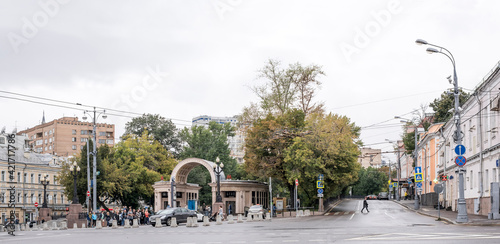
[186,217,192,227]
[297,210,304,217]
[73,223,78,229]
[258,213,264,221]
[32,223,38,231]
[81,223,86,228]
[20,224,26,231]
[237,214,244,223]
[111,220,118,229]
[96,220,102,229]
[305,210,310,216]
[155,217,162,228]
[15,224,21,231]
[51,221,59,230]
[170,217,178,227]
[228,215,234,224]
[60,222,68,230]
[203,216,210,226]
[43,222,49,231]
[0,225,4,232]
[124,219,131,228]
[247,214,253,222]
[216,215,222,225]
[132,219,139,228]
[265,213,271,220]
[190,217,198,227]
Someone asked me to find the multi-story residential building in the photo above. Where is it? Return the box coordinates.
[192,115,245,164]
[18,116,115,157]
[358,148,382,168]
[435,61,500,216]
[416,123,444,205]
[0,133,70,224]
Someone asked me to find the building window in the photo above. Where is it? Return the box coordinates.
[81,138,88,142]
[106,139,113,144]
[53,175,57,185]
[31,173,34,183]
[18,193,21,203]
[470,171,473,189]
[49,138,52,143]
[49,146,52,150]
[61,195,64,204]
[99,132,106,136]
[38,174,41,183]
[0,137,5,144]
[49,130,52,135]
[81,130,88,135]
[44,139,48,144]
[31,194,34,203]
[72,145,77,150]
[99,139,106,144]
[80,145,84,150]
[72,137,77,142]
[44,131,48,136]
[24,173,27,183]
[1,171,4,181]
[485,169,489,191]
[0,193,4,203]
[53,194,57,204]
[17,172,21,182]
[38,194,42,204]
[72,129,77,135]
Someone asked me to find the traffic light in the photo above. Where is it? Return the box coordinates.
[441,175,448,181]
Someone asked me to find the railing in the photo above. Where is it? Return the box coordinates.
[276,207,318,217]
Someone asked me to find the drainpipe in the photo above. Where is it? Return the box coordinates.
[474,93,484,212]
[440,126,447,209]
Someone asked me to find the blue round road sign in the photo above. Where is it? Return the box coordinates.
[455,156,467,167]
[455,145,466,155]
[318,189,323,194]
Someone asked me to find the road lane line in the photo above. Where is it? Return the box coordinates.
[256,241,272,243]
[349,213,355,220]
[282,240,299,243]
[384,211,395,219]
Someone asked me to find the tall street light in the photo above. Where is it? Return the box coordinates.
[386,139,401,201]
[415,39,468,223]
[213,157,224,203]
[83,107,107,212]
[69,161,81,204]
[41,174,50,208]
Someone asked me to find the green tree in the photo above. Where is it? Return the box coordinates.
[351,167,388,196]
[124,114,181,156]
[58,132,177,210]
[429,89,469,123]
[179,121,242,205]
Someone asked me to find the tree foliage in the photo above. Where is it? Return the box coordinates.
[244,110,361,207]
[58,132,177,210]
[429,89,469,123]
[351,167,388,196]
[123,114,181,156]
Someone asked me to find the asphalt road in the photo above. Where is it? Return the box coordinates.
[1,199,499,244]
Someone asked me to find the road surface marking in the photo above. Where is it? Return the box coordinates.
[349,213,355,220]
[256,241,272,243]
[282,240,299,243]
[384,211,395,219]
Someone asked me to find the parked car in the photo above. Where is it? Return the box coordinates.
[149,207,196,226]
[366,195,377,200]
[378,192,389,200]
[248,205,266,219]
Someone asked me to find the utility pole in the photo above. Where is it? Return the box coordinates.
[397,142,401,201]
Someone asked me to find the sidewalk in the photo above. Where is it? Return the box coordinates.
[394,199,500,226]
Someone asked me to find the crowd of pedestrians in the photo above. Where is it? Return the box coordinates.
[87,206,151,228]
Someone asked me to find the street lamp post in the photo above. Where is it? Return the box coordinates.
[83,107,107,213]
[41,174,50,208]
[416,39,468,223]
[70,161,81,204]
[213,157,224,203]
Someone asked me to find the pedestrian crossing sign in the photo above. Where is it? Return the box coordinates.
[415,173,423,183]
[317,180,324,189]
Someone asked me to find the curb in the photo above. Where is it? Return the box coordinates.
[392,201,500,226]
[391,200,455,225]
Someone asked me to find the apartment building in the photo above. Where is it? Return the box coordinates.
[358,148,382,168]
[0,133,69,224]
[18,116,115,156]
[434,61,500,216]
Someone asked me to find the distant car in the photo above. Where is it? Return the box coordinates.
[366,195,377,200]
[248,205,266,218]
[149,207,196,226]
[378,192,389,200]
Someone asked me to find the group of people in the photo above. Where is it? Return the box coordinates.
[87,206,151,227]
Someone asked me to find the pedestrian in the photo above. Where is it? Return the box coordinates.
[404,191,408,200]
[91,211,97,227]
[228,204,232,215]
[272,204,277,217]
[105,212,111,227]
[128,208,134,225]
[145,209,150,225]
[361,197,369,213]
[218,205,224,220]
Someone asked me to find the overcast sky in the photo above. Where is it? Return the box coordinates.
[2,0,500,162]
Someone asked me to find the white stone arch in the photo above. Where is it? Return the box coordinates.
[170,157,225,184]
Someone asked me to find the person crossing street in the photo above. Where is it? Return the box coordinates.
[361,197,369,213]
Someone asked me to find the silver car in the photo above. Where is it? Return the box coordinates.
[248,205,266,219]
